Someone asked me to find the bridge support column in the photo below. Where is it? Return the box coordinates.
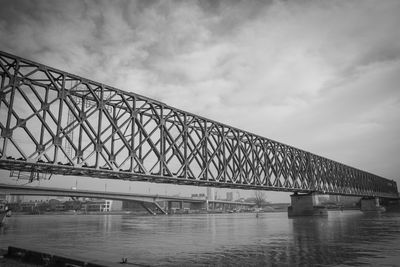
[288,193,328,217]
[360,197,385,212]
[167,201,173,213]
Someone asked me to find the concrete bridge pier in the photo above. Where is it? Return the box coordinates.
[167,201,173,213]
[360,197,386,212]
[288,192,328,217]
[179,201,183,210]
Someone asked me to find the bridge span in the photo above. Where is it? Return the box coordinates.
[0,183,255,215]
[0,183,206,203]
[0,51,398,215]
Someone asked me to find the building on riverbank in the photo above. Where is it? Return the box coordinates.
[82,200,122,212]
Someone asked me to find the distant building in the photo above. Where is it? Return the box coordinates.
[48,199,66,211]
[20,202,39,213]
[111,200,122,211]
[64,200,81,211]
[191,193,206,199]
[207,188,214,201]
[83,200,109,212]
[82,200,122,212]
[7,195,23,203]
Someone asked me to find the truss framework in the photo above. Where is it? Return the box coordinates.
[0,51,397,198]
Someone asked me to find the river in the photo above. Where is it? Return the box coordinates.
[1,211,400,266]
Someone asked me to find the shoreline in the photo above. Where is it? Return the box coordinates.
[0,246,130,267]
[9,209,290,216]
[6,207,359,217]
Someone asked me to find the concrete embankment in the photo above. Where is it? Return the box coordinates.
[0,246,148,267]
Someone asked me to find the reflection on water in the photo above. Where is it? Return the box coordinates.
[1,211,400,266]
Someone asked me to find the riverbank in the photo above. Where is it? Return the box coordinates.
[9,207,289,216]
[8,207,364,217]
[0,246,133,267]
[10,210,149,216]
[0,248,37,267]
[0,257,38,267]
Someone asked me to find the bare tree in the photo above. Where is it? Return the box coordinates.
[254,191,267,207]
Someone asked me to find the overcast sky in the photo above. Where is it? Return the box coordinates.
[0,0,399,202]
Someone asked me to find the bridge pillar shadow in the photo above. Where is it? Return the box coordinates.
[288,192,328,217]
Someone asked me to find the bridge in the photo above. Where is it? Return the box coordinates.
[0,50,398,215]
[0,183,254,215]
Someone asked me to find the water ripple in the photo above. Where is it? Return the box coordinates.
[1,211,400,266]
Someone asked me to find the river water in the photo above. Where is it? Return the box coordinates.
[1,211,400,266]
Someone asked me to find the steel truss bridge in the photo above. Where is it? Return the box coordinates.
[0,51,398,198]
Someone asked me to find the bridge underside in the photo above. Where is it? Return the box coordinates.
[0,159,312,193]
[0,51,398,199]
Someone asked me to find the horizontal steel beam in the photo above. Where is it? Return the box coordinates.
[0,183,206,203]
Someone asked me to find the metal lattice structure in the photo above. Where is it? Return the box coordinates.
[0,51,398,198]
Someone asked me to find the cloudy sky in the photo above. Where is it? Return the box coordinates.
[0,0,399,201]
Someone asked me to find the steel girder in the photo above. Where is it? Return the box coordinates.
[0,50,398,198]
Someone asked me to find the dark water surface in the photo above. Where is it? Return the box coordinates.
[1,211,400,266]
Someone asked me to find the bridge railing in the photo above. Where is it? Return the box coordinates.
[0,50,398,198]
